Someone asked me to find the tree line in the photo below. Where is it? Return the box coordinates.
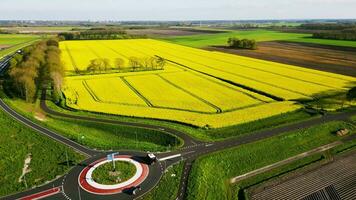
[85,56,166,74]
[6,39,64,102]
[299,23,356,31]
[227,37,257,50]
[312,30,356,41]
[58,29,147,40]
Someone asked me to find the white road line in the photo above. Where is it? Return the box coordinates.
[159,154,182,161]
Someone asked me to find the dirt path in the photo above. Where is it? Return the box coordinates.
[18,153,32,183]
[207,41,356,77]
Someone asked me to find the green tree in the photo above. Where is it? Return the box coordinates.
[346,87,356,101]
[115,58,125,70]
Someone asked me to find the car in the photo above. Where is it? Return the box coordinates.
[131,185,141,195]
[145,153,157,165]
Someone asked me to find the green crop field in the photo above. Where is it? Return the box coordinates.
[0,109,85,197]
[163,30,356,48]
[186,121,354,200]
[0,34,41,58]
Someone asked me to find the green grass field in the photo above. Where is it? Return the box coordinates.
[0,34,41,58]
[141,162,184,200]
[0,109,85,197]
[186,121,354,200]
[163,30,356,48]
[92,161,136,184]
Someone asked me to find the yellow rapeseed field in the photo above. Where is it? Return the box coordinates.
[60,39,355,128]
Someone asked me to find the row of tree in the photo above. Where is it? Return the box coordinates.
[227,37,257,50]
[85,56,166,74]
[312,30,356,41]
[58,29,146,40]
[7,39,64,102]
[299,23,356,31]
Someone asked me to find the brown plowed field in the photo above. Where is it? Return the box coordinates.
[207,41,356,77]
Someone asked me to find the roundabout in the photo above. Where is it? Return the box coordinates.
[78,155,149,195]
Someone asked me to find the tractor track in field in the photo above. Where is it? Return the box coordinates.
[1,53,356,200]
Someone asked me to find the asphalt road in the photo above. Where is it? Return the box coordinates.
[1,54,355,200]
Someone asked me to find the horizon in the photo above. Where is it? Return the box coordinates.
[1,0,356,21]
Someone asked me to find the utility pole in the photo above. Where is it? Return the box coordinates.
[65,149,69,168]
[136,132,138,149]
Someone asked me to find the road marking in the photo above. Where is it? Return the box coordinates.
[159,154,182,161]
[19,187,61,200]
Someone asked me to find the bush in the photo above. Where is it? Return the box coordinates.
[227,37,257,50]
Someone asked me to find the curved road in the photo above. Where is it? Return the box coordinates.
[1,55,356,200]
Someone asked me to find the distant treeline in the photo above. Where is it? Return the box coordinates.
[6,39,64,102]
[227,37,257,50]
[300,23,356,31]
[312,29,356,41]
[59,28,147,40]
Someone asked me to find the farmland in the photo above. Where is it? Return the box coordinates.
[0,34,41,58]
[60,39,355,128]
[163,30,356,48]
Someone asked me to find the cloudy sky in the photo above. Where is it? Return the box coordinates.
[1,0,356,21]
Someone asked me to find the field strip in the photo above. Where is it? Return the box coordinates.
[230,141,342,184]
[160,39,354,82]
[160,57,286,101]
[127,41,309,99]
[100,42,132,59]
[212,50,354,82]
[150,40,339,90]
[82,80,101,102]
[176,69,272,103]
[120,77,154,107]
[64,43,79,73]
[163,56,310,97]
[157,74,222,113]
[86,44,103,58]
[124,75,217,114]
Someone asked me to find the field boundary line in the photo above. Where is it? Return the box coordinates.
[158,56,286,101]
[120,77,216,114]
[152,41,346,87]
[127,41,304,99]
[82,80,101,102]
[120,77,154,107]
[157,39,349,83]
[230,141,343,184]
[212,50,353,82]
[157,74,222,113]
[64,44,79,73]
[162,54,310,98]
[101,42,132,59]
[185,70,272,103]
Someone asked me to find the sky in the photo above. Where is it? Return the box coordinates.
[1,0,356,21]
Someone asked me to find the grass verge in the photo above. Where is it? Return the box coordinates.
[0,109,85,197]
[0,92,182,152]
[140,162,184,200]
[186,121,354,200]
